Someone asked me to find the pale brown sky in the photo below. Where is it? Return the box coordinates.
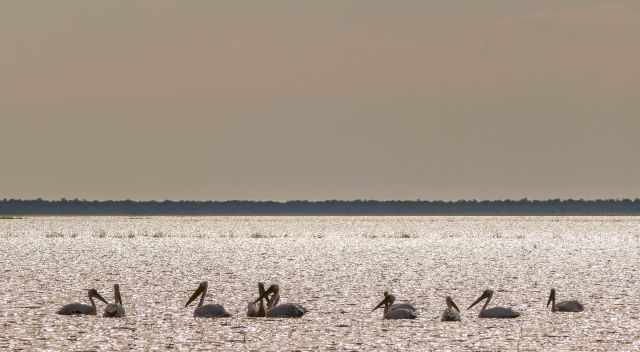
[2,1,639,200]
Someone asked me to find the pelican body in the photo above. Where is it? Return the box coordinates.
[57,289,108,316]
[440,296,461,321]
[255,284,306,318]
[185,281,231,318]
[247,282,270,317]
[548,288,584,312]
[468,289,520,319]
[103,284,125,318]
[373,292,417,320]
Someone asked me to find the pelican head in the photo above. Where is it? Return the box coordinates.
[256,282,266,300]
[468,289,493,310]
[87,289,108,304]
[446,296,460,312]
[113,284,122,304]
[372,292,396,311]
[254,284,279,303]
[547,288,556,307]
[185,281,208,307]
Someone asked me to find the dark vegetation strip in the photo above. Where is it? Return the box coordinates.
[1,198,640,215]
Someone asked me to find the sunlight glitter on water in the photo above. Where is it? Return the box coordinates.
[1,216,639,351]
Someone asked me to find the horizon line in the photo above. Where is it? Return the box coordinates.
[3,198,640,203]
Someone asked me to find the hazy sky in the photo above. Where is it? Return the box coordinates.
[2,1,639,200]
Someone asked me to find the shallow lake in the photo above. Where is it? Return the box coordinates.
[1,216,639,351]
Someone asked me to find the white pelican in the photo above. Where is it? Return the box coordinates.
[372,292,417,320]
[247,282,270,317]
[467,289,520,318]
[185,281,231,318]
[254,284,306,318]
[57,289,108,316]
[103,284,125,318]
[375,291,416,312]
[440,296,461,321]
[547,288,584,312]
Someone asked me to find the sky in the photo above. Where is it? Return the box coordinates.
[1,1,639,201]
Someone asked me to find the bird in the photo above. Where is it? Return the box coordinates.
[103,284,125,318]
[372,292,417,320]
[440,296,461,321]
[467,289,520,318]
[185,281,231,318]
[247,282,270,317]
[547,288,584,312]
[254,284,306,318]
[375,291,416,312]
[57,289,108,316]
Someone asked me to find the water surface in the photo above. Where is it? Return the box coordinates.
[1,216,638,351]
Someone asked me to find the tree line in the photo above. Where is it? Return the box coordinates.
[1,198,640,215]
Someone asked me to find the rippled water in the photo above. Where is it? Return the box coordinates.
[1,216,639,351]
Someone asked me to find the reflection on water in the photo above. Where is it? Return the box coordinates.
[1,216,639,351]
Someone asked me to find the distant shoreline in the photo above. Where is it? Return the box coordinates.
[2,199,640,216]
[1,213,639,217]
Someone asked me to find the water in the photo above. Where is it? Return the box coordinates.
[1,216,639,351]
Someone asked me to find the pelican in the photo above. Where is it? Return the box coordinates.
[467,289,520,318]
[185,281,231,318]
[440,296,461,321]
[374,291,416,312]
[103,284,125,318]
[247,282,270,317]
[254,284,306,318]
[547,288,584,312]
[372,292,417,320]
[57,289,108,315]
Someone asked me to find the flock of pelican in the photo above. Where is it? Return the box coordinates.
[56,282,584,320]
